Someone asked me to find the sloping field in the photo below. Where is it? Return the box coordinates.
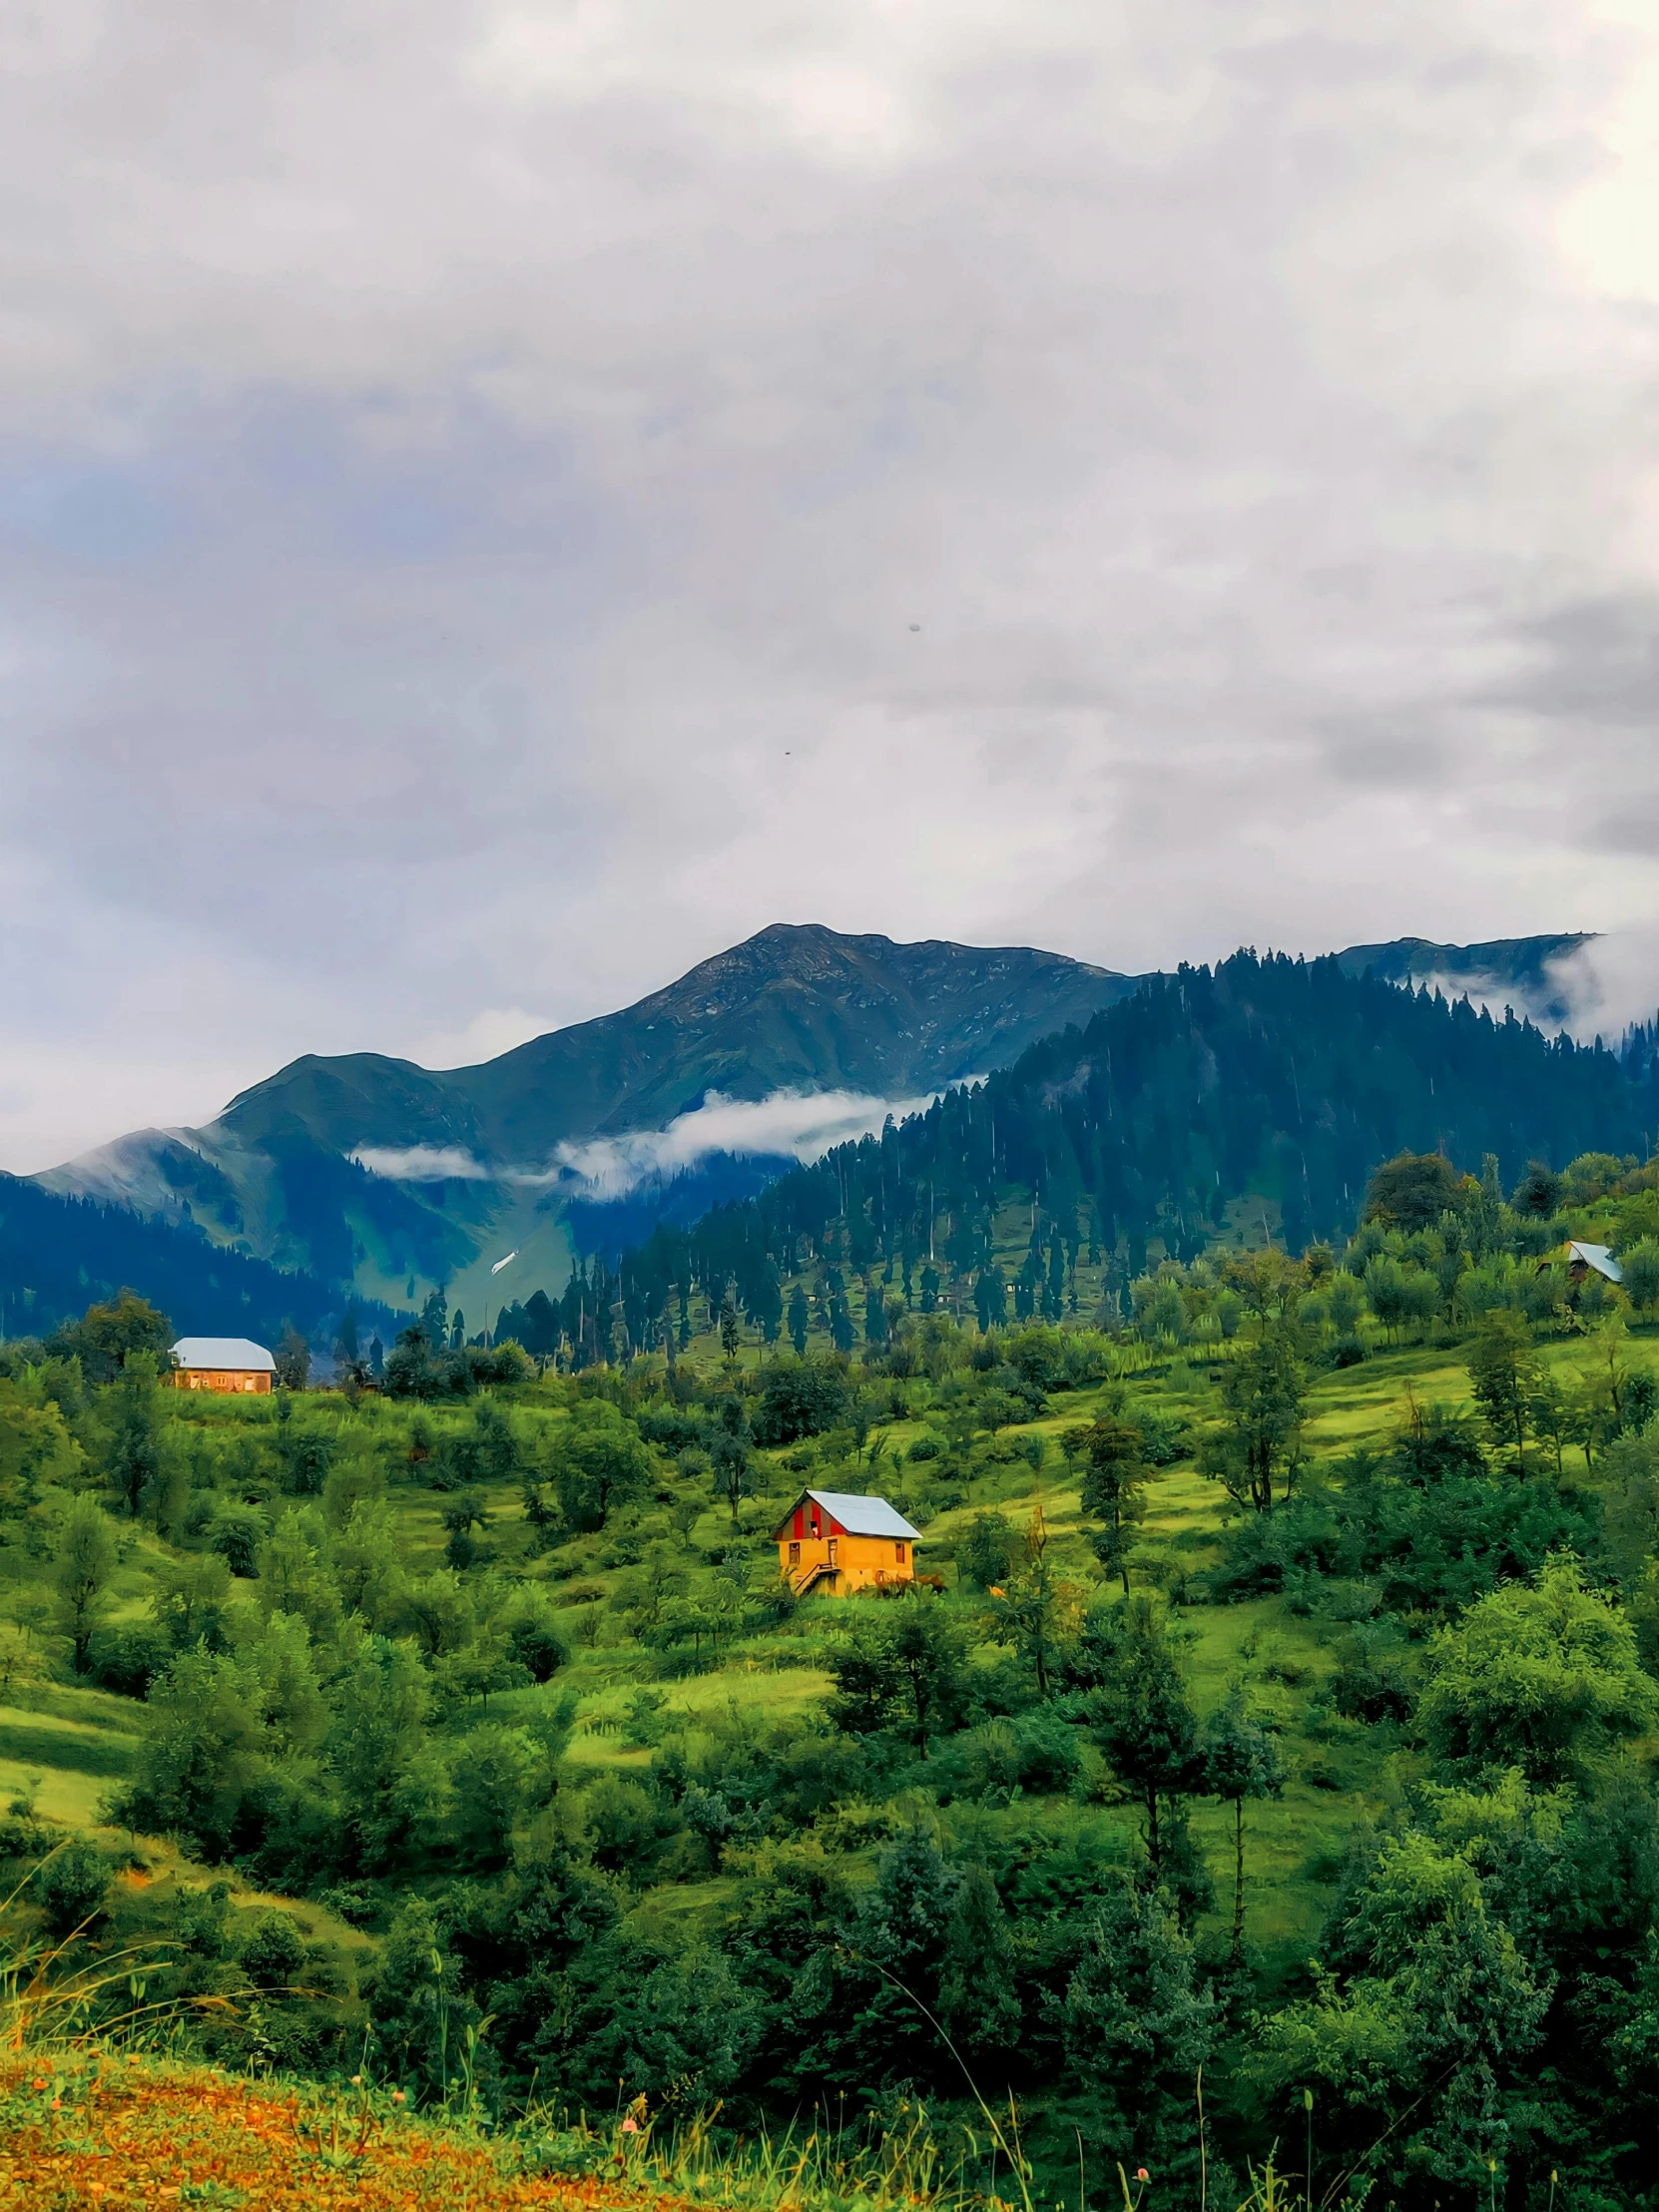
[0,2052,664,2211]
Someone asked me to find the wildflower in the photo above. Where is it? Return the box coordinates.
[393,2089,406,2105]
[30,2078,44,2090]
[50,2098,61,2110]
[350,2074,362,2087]
[622,2116,640,2135]
[1136,2169,1150,2182]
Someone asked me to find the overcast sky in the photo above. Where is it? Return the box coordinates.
[3,0,1658,1171]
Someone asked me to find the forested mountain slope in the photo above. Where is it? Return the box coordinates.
[28,925,1133,1314]
[0,1171,380,1343]
[1334,930,1591,1020]
[609,950,1659,1340]
[17,926,1622,1330]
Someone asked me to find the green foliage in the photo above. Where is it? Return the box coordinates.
[955,1509,1016,1591]
[752,1358,849,1444]
[101,1365,163,1517]
[1199,1324,1306,1513]
[18,1266,1659,2202]
[1070,1597,1202,1890]
[1363,1151,1467,1232]
[1067,1418,1149,1592]
[45,1291,172,1383]
[1203,1689,1287,1956]
[53,1498,118,1675]
[548,1400,654,1531]
[1466,1310,1544,1464]
[830,1597,970,1754]
[1419,1554,1659,1786]
[33,1840,110,1936]
[1061,1880,1215,2185]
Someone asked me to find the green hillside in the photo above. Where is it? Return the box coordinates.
[25,926,1606,1324]
[27,924,1132,1323]
[8,1136,1659,2202]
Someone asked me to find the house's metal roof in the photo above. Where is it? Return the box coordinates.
[171,1337,276,1372]
[783,1487,921,1540]
[1566,1242,1624,1284]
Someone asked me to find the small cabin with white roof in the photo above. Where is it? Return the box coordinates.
[775,1487,920,1596]
[1565,1242,1623,1286]
[171,1338,276,1394]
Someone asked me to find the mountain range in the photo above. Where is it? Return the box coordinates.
[5,922,1610,1337]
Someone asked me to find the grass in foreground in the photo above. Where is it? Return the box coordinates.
[0,2050,650,2210]
[0,2048,1078,2212]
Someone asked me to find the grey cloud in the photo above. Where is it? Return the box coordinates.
[2,0,1659,1171]
[1496,595,1659,730]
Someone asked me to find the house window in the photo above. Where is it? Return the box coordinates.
[895,1543,906,1564]
[828,1539,838,1566]
[788,1541,801,1565]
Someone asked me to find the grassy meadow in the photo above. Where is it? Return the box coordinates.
[10,1315,1643,1987]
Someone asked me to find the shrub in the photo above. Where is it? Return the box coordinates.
[34,1841,110,1936]
[1331,1629,1413,1723]
[753,1359,850,1445]
[209,1505,265,1577]
[957,1510,1017,1592]
[87,1621,174,1699]
[237,1911,308,1991]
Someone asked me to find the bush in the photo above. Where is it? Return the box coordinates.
[509,1614,568,1682]
[957,1510,1017,1592]
[87,1621,174,1699]
[1002,1327,1067,1393]
[209,1505,265,1577]
[237,1911,308,1990]
[1129,1405,1190,1466]
[753,1359,850,1445]
[34,1841,110,1936]
[1331,1628,1412,1723]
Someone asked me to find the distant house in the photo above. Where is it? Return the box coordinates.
[775,1488,920,1597]
[1564,1242,1624,1286]
[170,1338,276,1394]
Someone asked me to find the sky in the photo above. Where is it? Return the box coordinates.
[3,0,1659,1173]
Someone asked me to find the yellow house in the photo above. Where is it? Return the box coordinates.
[775,1488,920,1597]
[170,1337,276,1394]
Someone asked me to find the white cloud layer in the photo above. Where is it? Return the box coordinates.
[1547,930,1659,1044]
[4,0,1659,1171]
[352,1145,495,1184]
[351,1087,937,1196]
[553,1087,941,1196]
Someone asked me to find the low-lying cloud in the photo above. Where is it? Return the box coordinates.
[552,1088,942,1198]
[352,1144,495,1183]
[352,1088,943,1198]
[1545,933,1659,1047]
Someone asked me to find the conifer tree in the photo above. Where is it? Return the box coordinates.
[1203,1688,1287,1958]
[1068,1418,1149,1594]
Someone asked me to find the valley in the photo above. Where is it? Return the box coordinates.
[2,931,1657,2205]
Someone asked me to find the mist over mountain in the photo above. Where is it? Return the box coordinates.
[1333,933,1593,1024]
[605,947,1659,1356]
[29,925,1129,1323]
[14,920,1639,1337]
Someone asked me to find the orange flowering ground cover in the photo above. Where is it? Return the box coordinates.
[0,2052,670,2212]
